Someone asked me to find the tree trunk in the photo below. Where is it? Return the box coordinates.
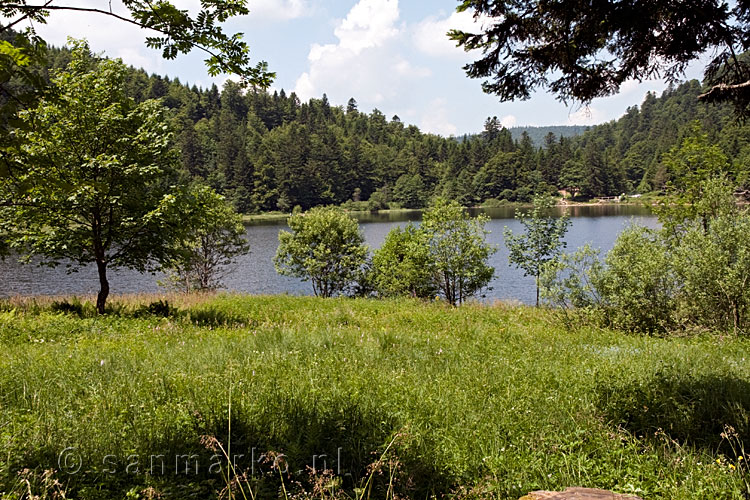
[733,302,741,335]
[96,259,109,315]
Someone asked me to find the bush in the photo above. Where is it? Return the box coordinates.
[481,197,506,208]
[162,186,249,292]
[540,244,604,326]
[371,224,435,298]
[274,207,369,297]
[340,200,370,212]
[673,213,750,333]
[595,226,677,333]
[367,186,392,211]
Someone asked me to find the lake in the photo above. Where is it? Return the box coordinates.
[0,204,656,304]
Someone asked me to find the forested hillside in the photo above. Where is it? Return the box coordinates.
[508,125,589,145]
[33,44,750,213]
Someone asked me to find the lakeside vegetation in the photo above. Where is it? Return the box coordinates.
[2,294,750,499]
[3,5,750,499]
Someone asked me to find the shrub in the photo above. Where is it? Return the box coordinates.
[371,224,435,298]
[673,213,750,334]
[162,186,249,292]
[596,225,677,333]
[540,244,604,326]
[367,186,392,211]
[274,207,369,298]
[481,197,505,208]
[340,200,370,212]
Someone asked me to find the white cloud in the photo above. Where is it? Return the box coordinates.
[619,79,641,95]
[500,114,517,128]
[412,10,489,58]
[567,105,605,125]
[420,98,458,136]
[334,0,400,53]
[293,0,430,105]
[247,0,313,20]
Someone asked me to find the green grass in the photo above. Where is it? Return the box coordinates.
[1,295,750,499]
[242,212,290,223]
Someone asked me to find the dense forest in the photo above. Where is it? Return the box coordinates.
[31,43,750,214]
[507,125,588,144]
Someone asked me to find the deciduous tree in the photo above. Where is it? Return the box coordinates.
[273,206,368,297]
[163,185,249,292]
[0,40,189,313]
[504,195,570,306]
[1,0,273,87]
[421,199,495,305]
[371,224,435,298]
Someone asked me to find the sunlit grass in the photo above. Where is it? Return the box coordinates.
[1,294,749,499]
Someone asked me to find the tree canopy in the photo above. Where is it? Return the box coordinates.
[0,0,272,86]
[273,206,368,298]
[5,38,750,218]
[450,0,750,116]
[505,195,570,307]
[421,199,496,305]
[0,40,191,313]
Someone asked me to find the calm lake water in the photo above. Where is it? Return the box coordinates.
[0,205,656,304]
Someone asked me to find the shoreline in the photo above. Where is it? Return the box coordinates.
[241,199,654,222]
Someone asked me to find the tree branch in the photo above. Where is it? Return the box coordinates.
[1,0,54,32]
[1,4,227,69]
[698,80,750,103]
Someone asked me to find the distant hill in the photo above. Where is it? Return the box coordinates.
[19,38,750,208]
[508,125,589,146]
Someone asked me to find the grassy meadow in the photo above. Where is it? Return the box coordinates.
[1,294,750,499]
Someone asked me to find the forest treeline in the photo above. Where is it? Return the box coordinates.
[39,43,750,214]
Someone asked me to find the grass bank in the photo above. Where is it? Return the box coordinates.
[1,295,749,499]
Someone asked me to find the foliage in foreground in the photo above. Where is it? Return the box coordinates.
[1,41,185,314]
[0,41,250,312]
[1,294,750,499]
[542,131,750,335]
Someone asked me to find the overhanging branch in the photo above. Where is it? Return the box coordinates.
[0,4,229,71]
[698,80,750,103]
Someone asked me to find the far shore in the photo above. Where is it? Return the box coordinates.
[241,198,655,223]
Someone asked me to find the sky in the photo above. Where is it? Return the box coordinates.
[27,0,708,136]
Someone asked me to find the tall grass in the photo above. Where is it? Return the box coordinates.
[1,295,749,498]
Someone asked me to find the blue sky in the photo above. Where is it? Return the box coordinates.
[33,0,707,135]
